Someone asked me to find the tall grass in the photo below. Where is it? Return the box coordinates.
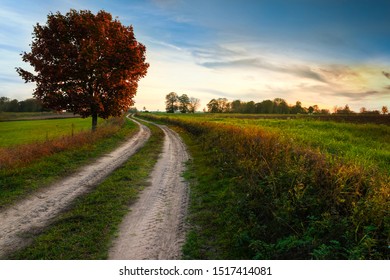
[0,116,137,208]
[141,113,390,259]
[0,112,75,121]
[0,118,122,169]
[0,117,93,147]
[216,118,390,173]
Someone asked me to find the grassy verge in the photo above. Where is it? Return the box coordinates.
[180,131,239,259]
[0,117,137,208]
[9,121,164,259]
[142,113,389,260]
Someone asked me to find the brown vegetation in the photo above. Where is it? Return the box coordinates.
[142,114,389,259]
[0,118,124,170]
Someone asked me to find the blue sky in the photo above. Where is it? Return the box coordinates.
[1,0,390,111]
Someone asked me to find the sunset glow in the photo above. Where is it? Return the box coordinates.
[1,0,389,112]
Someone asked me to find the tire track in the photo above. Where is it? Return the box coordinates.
[0,116,150,259]
[109,120,190,260]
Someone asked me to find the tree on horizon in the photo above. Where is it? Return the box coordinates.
[165,92,179,113]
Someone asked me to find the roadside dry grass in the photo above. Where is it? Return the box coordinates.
[142,113,389,260]
[0,117,92,148]
[0,118,121,169]
[0,117,137,208]
[0,111,78,121]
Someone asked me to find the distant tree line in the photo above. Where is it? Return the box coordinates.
[206,97,389,115]
[332,104,388,115]
[206,97,331,114]
[0,96,46,112]
[165,92,200,113]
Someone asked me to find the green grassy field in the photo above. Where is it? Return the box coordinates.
[210,117,390,173]
[0,118,95,147]
[145,113,390,174]
[0,117,137,208]
[0,112,66,121]
[139,113,390,260]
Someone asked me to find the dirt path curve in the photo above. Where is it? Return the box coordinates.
[109,119,190,260]
[0,116,150,259]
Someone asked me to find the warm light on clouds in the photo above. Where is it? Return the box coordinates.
[1,0,389,112]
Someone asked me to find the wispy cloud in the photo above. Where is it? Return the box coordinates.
[383,71,390,91]
[0,0,389,112]
[147,38,183,51]
[200,58,256,69]
[0,8,35,28]
[333,90,382,101]
[191,45,243,62]
[0,43,22,53]
[284,77,388,104]
[200,57,327,83]
[319,65,360,80]
[192,87,234,99]
[0,74,20,84]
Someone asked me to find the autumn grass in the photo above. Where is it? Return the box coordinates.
[9,121,164,259]
[0,117,94,147]
[141,113,390,260]
[145,113,390,174]
[0,118,112,169]
[213,117,390,174]
[0,117,137,209]
[0,111,78,121]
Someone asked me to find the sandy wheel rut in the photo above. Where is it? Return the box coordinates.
[109,122,190,260]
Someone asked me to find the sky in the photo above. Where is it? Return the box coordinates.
[1,0,390,112]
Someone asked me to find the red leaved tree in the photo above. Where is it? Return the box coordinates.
[17,9,149,130]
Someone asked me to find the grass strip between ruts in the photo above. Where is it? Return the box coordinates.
[9,121,164,259]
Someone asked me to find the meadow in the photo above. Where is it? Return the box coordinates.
[206,116,390,174]
[0,115,138,208]
[0,117,93,147]
[140,113,390,260]
[0,111,77,121]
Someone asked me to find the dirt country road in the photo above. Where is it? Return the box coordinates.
[109,121,189,260]
[0,117,150,259]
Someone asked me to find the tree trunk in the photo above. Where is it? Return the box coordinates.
[92,112,98,131]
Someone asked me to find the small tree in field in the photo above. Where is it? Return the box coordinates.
[17,10,149,130]
[178,94,190,113]
[165,92,178,113]
[188,97,200,113]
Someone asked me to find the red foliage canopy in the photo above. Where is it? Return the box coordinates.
[17,10,149,129]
